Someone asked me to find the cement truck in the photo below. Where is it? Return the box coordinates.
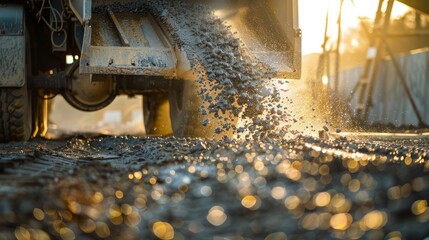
[0,0,301,142]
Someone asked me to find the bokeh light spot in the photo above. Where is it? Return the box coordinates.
[363,210,387,229]
[153,221,175,240]
[242,195,258,209]
[330,213,352,230]
[207,206,227,226]
[314,192,331,207]
[412,200,428,215]
[271,186,287,200]
[33,208,45,221]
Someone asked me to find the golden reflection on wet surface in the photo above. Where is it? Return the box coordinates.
[153,221,175,240]
[207,206,227,226]
[0,135,429,239]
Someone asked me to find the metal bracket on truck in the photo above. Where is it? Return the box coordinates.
[68,0,91,25]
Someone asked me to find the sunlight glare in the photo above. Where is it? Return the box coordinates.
[322,75,329,85]
[300,0,410,55]
[351,38,359,48]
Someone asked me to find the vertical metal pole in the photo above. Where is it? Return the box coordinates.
[334,0,344,92]
[363,0,394,121]
[380,37,427,126]
[317,7,330,83]
[355,0,384,120]
[346,0,382,105]
[416,12,421,29]
[327,46,332,84]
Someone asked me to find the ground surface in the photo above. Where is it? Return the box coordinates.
[1,134,429,240]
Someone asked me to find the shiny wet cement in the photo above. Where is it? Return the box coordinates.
[0,135,428,239]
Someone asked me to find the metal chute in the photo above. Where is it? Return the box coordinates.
[72,0,301,79]
[397,0,429,15]
[198,0,301,78]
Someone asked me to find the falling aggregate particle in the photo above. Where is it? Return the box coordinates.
[103,0,288,138]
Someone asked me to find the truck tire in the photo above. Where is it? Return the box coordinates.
[0,30,33,142]
[169,79,238,139]
[169,80,202,138]
[0,87,32,142]
[143,94,173,136]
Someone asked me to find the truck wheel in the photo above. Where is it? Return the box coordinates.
[170,79,238,139]
[0,30,33,142]
[169,80,198,137]
[143,94,173,136]
[169,80,225,138]
[0,88,32,142]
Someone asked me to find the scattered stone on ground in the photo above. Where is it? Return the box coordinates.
[1,135,429,239]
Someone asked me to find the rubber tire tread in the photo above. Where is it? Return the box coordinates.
[170,80,215,138]
[0,87,31,142]
[143,94,173,136]
[170,78,239,139]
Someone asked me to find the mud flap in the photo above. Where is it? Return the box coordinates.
[0,4,25,87]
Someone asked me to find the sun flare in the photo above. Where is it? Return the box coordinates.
[300,0,410,55]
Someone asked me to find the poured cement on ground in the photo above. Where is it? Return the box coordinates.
[1,135,429,239]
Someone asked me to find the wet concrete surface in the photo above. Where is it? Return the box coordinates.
[1,134,429,239]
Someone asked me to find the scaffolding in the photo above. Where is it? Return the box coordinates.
[319,0,429,127]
